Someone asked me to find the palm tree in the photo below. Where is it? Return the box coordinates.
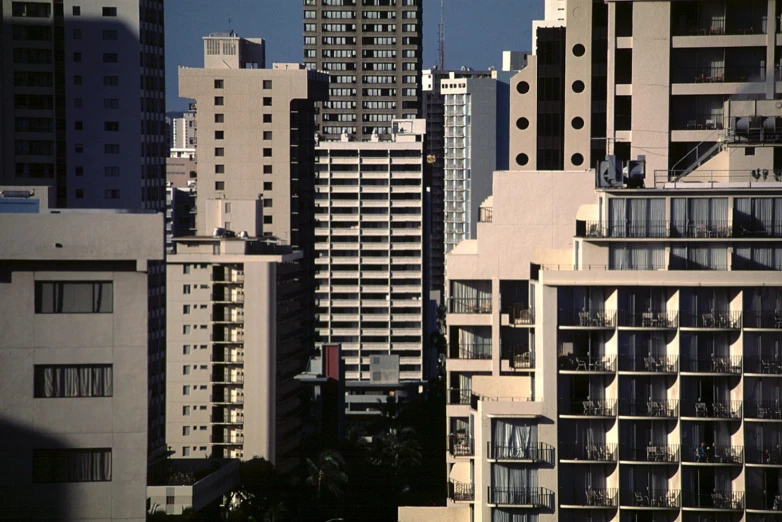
[378,426,422,471]
[305,450,348,499]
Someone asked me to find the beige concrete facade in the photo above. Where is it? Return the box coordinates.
[0,201,163,522]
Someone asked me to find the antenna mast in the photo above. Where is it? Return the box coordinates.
[438,0,445,70]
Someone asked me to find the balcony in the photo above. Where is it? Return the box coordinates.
[670,221,732,239]
[210,394,244,404]
[448,481,474,502]
[621,489,681,509]
[733,220,782,238]
[561,488,618,508]
[681,400,742,419]
[745,400,782,420]
[683,444,743,464]
[672,66,766,84]
[508,303,534,326]
[743,312,782,330]
[620,444,680,463]
[211,373,244,384]
[213,272,245,284]
[488,442,555,463]
[559,354,616,373]
[682,490,744,510]
[559,310,616,329]
[680,311,742,329]
[619,399,679,418]
[560,443,617,462]
[503,345,534,369]
[747,492,782,511]
[211,292,244,304]
[447,388,471,405]
[449,297,491,314]
[618,311,679,329]
[745,446,782,465]
[680,356,742,374]
[488,487,555,509]
[582,220,669,239]
[448,435,473,457]
[448,343,491,360]
[560,399,617,417]
[618,354,679,373]
[478,206,493,223]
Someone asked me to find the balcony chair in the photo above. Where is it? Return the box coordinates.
[696,402,708,417]
[582,400,595,415]
[642,312,654,327]
[701,313,715,327]
[578,312,590,326]
[712,402,727,418]
[634,492,647,506]
[575,357,588,371]
[758,404,770,419]
[762,360,774,374]
[712,492,726,508]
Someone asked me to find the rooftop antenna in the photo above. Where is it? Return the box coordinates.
[438,0,445,70]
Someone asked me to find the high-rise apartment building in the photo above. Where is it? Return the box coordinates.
[314,119,426,416]
[169,111,197,153]
[0,0,167,210]
[303,0,423,141]
[0,188,163,522]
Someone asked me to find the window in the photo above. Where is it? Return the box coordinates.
[103,75,119,86]
[264,199,273,208]
[35,282,113,313]
[183,364,190,375]
[215,130,224,140]
[104,166,119,177]
[75,189,84,199]
[182,447,191,457]
[104,121,119,131]
[263,165,272,174]
[215,181,225,191]
[102,7,117,16]
[104,98,119,109]
[75,166,83,177]
[183,385,191,395]
[182,426,190,436]
[73,29,81,39]
[102,30,118,40]
[214,96,224,106]
[34,365,113,398]
[746,147,756,156]
[215,114,224,123]
[183,345,191,355]
[73,52,82,62]
[214,79,224,89]
[72,6,80,15]
[183,406,190,415]
[74,121,83,130]
[264,216,273,224]
[33,449,112,483]
[74,98,83,108]
[224,202,232,213]
[183,284,191,294]
[104,144,120,155]
[263,114,272,123]
[13,2,52,17]
[215,165,225,174]
[263,80,272,89]
[215,148,224,157]
[183,305,191,314]
[263,148,272,157]
[102,53,118,63]
[263,97,272,106]
[263,182,272,191]
[263,131,272,140]
[182,325,191,335]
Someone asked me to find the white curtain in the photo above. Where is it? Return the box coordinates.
[39,365,113,398]
[492,510,538,522]
[492,464,538,504]
[493,419,536,459]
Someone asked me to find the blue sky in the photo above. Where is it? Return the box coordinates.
[164,0,543,112]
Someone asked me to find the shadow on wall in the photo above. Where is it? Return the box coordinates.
[0,418,69,520]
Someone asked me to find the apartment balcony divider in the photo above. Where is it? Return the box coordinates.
[561,488,618,508]
[745,400,782,420]
[747,491,782,511]
[449,343,492,360]
[560,399,617,417]
[680,310,742,329]
[618,310,679,329]
[618,353,679,373]
[743,312,782,329]
[680,355,742,374]
[448,480,474,502]
[503,345,534,369]
[559,443,618,462]
[682,490,744,510]
[448,388,471,405]
[448,435,474,457]
[745,446,782,465]
[683,444,744,464]
[559,354,616,372]
[559,309,617,328]
[488,442,555,463]
[621,489,681,508]
[619,399,679,418]
[449,297,492,314]
[681,400,742,419]
[488,487,555,508]
[619,444,680,463]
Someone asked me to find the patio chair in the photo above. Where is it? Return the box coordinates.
[642,312,654,327]
[582,400,595,415]
[702,313,715,327]
[634,492,646,506]
[696,402,708,417]
[762,359,773,374]
[713,402,727,418]
[578,312,590,326]
[712,492,725,508]
[575,357,588,371]
[758,403,770,419]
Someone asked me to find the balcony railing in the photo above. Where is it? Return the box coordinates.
[449,297,492,314]
[489,487,555,509]
[488,442,555,463]
[670,221,732,239]
[619,399,679,418]
[674,112,725,131]
[622,489,681,508]
[745,446,782,465]
[559,309,616,328]
[448,435,474,457]
[745,400,782,420]
[509,303,534,325]
[210,394,244,404]
[743,312,782,329]
[682,490,744,510]
[681,400,742,419]
[559,354,616,372]
[747,492,782,511]
[672,66,767,84]
[560,399,617,417]
[618,354,679,373]
[448,388,471,405]
[680,356,742,374]
[559,443,617,462]
[680,311,742,329]
[503,346,534,369]
[684,444,744,464]
[448,481,474,502]
[561,488,618,507]
[618,310,679,329]
[479,207,493,223]
[587,220,669,238]
[620,444,680,463]
[449,343,492,360]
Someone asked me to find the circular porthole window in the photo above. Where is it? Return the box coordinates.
[572,80,585,93]
[516,81,530,94]
[516,117,530,130]
[572,117,585,130]
[571,153,585,166]
[573,44,586,57]
[516,153,529,166]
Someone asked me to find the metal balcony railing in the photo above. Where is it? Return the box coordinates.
[488,442,554,463]
[561,488,618,507]
[670,220,732,238]
[685,444,744,464]
[488,487,555,508]
[560,399,617,417]
[618,399,679,418]
[448,435,474,457]
[618,310,679,328]
[733,220,782,238]
[743,312,782,329]
[680,311,742,329]
[672,66,767,84]
[619,444,680,463]
[681,400,742,419]
[622,489,681,508]
[617,354,679,373]
[479,207,493,223]
[559,443,617,462]
[682,490,744,510]
[559,309,616,328]
[447,388,471,405]
[745,400,782,420]
[680,356,742,374]
[745,446,782,465]
[509,303,534,325]
[747,492,782,511]
[502,345,534,369]
[448,481,474,502]
[449,297,492,314]
[449,343,492,360]
[559,354,616,372]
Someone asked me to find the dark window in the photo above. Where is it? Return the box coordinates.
[263,131,272,140]
[215,114,224,123]
[214,79,224,89]
[263,148,272,157]
[35,282,113,313]
[75,166,83,176]
[74,121,83,130]
[73,52,82,62]
[104,189,119,199]
[215,181,225,191]
[215,165,225,174]
[263,114,272,123]
[104,122,119,131]
[72,6,80,15]
[33,449,112,483]
[12,2,51,17]
[263,215,273,224]
[746,147,756,156]
[102,7,117,16]
[73,29,81,39]
[34,365,113,398]
[263,182,272,190]
[263,199,273,208]
[263,97,272,106]
[103,76,119,87]
[214,96,224,106]
[263,80,272,89]
[75,189,84,199]
[215,148,224,157]
[263,165,272,174]
[104,144,120,154]
[103,53,118,63]
[103,98,119,109]
[215,130,224,140]
[102,30,118,40]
